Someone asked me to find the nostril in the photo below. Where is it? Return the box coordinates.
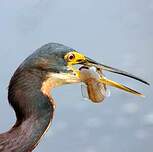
[77,59,83,62]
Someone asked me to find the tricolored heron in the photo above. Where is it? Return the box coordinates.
[0,43,149,152]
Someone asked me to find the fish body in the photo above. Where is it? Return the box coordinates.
[80,66,106,103]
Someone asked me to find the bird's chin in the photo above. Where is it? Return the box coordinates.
[50,65,82,85]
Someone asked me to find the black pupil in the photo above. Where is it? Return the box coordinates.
[69,54,74,60]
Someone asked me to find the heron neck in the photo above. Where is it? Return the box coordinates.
[0,68,54,152]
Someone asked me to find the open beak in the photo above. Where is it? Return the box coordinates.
[65,51,149,96]
[84,57,149,85]
[81,56,150,96]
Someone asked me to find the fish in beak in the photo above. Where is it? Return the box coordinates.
[64,51,149,97]
[81,56,149,97]
[79,66,107,103]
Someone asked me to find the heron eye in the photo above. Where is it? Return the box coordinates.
[68,53,75,61]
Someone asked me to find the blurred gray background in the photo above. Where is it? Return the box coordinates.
[0,0,153,152]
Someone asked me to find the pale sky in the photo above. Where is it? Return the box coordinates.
[0,0,152,152]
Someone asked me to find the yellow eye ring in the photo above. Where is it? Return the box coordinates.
[67,53,75,61]
[64,51,86,65]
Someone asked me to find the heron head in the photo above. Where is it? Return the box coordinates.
[63,46,149,96]
[23,43,149,96]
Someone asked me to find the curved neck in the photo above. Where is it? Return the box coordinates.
[0,68,54,152]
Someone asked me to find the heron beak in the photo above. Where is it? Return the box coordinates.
[65,51,149,96]
[80,56,149,96]
[84,56,150,85]
[99,76,144,97]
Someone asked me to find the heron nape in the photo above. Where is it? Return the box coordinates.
[0,43,149,152]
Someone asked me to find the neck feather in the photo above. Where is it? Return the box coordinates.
[0,68,54,152]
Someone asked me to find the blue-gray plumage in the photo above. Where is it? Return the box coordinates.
[0,43,149,152]
[0,43,76,152]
